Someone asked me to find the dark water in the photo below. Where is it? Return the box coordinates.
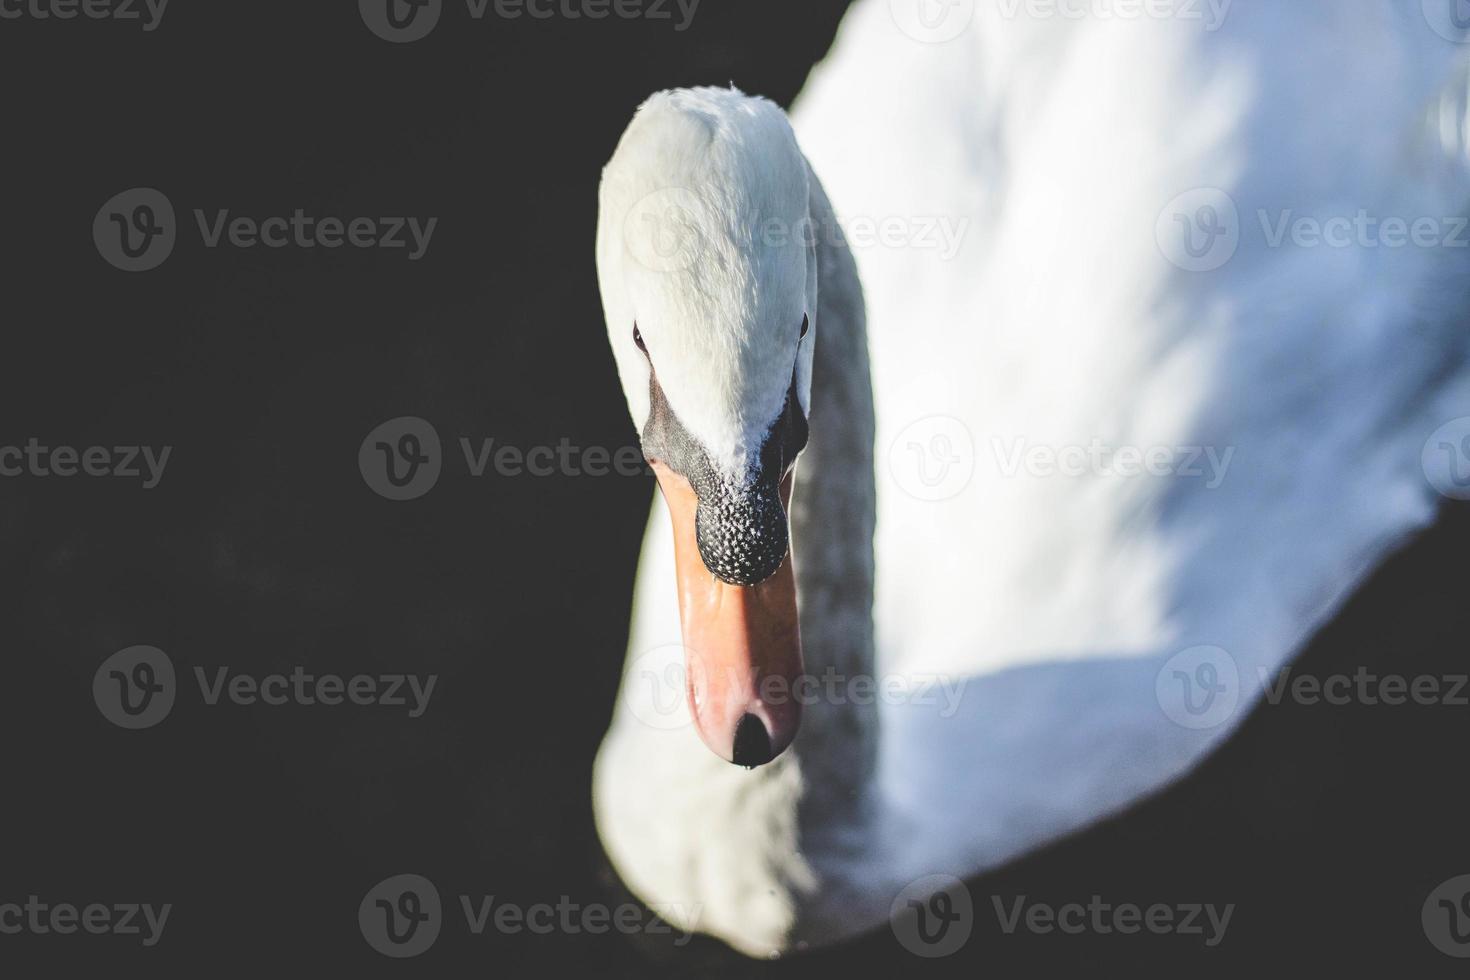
[1,1,1467,974]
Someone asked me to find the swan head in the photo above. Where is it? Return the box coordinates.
[597,87,816,767]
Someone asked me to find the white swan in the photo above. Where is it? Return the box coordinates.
[592,0,1470,957]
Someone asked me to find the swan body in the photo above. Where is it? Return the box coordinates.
[594,0,1470,957]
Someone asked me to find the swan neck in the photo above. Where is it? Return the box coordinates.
[789,164,878,790]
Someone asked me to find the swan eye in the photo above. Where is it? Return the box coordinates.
[800,315,810,340]
[633,324,647,353]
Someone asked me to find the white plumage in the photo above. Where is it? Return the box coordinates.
[597,89,816,479]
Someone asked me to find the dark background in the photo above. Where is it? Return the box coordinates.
[1,1,1466,974]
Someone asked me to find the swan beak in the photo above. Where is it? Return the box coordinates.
[652,462,803,767]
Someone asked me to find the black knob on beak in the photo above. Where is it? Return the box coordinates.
[732,713,775,768]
